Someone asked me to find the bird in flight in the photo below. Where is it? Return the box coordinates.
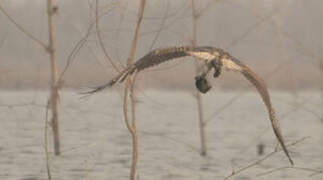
[85,46,293,165]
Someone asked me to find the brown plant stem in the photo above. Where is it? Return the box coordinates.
[0,4,47,49]
[44,100,52,180]
[320,61,323,103]
[224,137,308,180]
[122,1,146,179]
[191,0,207,156]
[257,166,323,177]
[47,0,60,156]
[95,0,121,73]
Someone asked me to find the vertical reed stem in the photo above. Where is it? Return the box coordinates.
[191,0,207,156]
[47,0,60,156]
[123,1,146,179]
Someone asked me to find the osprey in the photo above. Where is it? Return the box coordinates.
[86,46,293,165]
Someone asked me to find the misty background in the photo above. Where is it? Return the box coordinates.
[0,0,322,91]
[1,1,323,179]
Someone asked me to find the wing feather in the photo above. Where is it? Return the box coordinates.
[85,46,210,93]
[221,55,294,165]
[134,46,192,71]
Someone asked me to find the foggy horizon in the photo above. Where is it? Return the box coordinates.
[0,0,322,91]
[1,1,323,180]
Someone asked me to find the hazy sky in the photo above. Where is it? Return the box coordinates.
[1,0,322,89]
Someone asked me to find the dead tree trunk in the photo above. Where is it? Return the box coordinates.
[191,0,207,156]
[47,0,60,156]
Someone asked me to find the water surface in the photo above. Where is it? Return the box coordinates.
[0,90,322,180]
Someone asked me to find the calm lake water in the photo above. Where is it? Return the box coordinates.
[0,90,322,180]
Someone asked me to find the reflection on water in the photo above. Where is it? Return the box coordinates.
[0,90,322,180]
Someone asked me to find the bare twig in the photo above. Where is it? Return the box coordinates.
[0,32,7,49]
[195,0,221,18]
[148,1,169,51]
[273,96,322,120]
[0,4,47,50]
[139,1,192,39]
[320,61,323,104]
[139,130,200,152]
[257,166,323,177]
[115,0,129,66]
[44,100,52,180]
[58,18,94,85]
[0,102,45,108]
[191,0,207,156]
[59,2,118,78]
[95,0,121,73]
[123,1,146,179]
[59,5,121,85]
[47,0,60,156]
[224,137,309,180]
[225,8,278,49]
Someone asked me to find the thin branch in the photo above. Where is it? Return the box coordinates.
[95,0,121,73]
[224,137,309,180]
[58,16,97,84]
[257,166,323,177]
[0,102,46,108]
[320,61,323,104]
[139,130,200,153]
[0,32,8,49]
[195,0,222,18]
[123,78,134,134]
[59,4,120,89]
[123,1,146,180]
[191,0,207,156]
[225,8,278,49]
[44,100,52,180]
[273,96,322,120]
[0,4,47,50]
[148,1,169,51]
[279,30,320,64]
[114,0,129,63]
[204,93,242,125]
[127,0,146,66]
[47,0,60,156]
[138,0,192,39]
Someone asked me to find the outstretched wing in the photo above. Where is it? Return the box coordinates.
[84,46,213,94]
[221,53,294,165]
